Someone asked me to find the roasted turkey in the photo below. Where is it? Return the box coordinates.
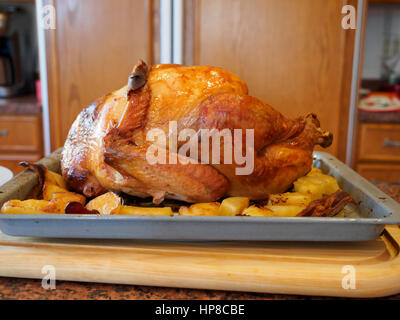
[61,61,332,203]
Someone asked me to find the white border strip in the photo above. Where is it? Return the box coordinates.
[160,0,172,63]
[35,0,51,156]
[346,0,365,165]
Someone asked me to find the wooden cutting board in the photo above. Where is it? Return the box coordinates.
[0,226,399,298]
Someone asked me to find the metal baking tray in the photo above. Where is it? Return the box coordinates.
[0,149,399,241]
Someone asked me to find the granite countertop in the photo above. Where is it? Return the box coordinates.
[0,94,41,115]
[358,110,400,123]
[0,182,399,300]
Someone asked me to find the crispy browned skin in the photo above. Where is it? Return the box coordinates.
[61,61,332,203]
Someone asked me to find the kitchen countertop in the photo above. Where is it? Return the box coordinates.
[358,110,400,123]
[0,182,399,300]
[0,94,41,115]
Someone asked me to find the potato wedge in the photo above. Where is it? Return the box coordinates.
[119,206,173,216]
[179,202,220,216]
[316,174,339,195]
[293,170,339,200]
[51,191,86,205]
[218,197,249,216]
[85,192,121,215]
[268,192,312,206]
[293,177,322,200]
[44,170,67,189]
[0,199,60,214]
[265,205,306,217]
[43,182,85,204]
[242,206,274,217]
[43,182,64,201]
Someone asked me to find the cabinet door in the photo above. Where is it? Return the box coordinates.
[0,115,43,153]
[358,124,400,162]
[44,0,155,149]
[357,163,400,183]
[185,0,356,159]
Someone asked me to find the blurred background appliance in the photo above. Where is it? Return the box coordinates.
[0,5,35,97]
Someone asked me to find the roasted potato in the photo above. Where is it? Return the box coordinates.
[41,167,85,213]
[1,199,60,214]
[44,170,68,189]
[268,192,312,206]
[264,205,306,217]
[119,206,173,216]
[1,189,85,214]
[242,206,274,217]
[85,192,121,215]
[1,160,346,218]
[293,169,339,200]
[0,165,86,214]
[179,202,220,216]
[219,197,249,216]
[43,182,85,204]
[262,169,342,217]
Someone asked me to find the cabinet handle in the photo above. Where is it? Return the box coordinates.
[0,128,7,137]
[383,138,400,147]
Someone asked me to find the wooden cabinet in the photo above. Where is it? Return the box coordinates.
[184,0,357,160]
[355,123,400,183]
[358,124,400,162]
[0,115,43,153]
[44,0,155,150]
[0,114,43,174]
[45,0,356,160]
[357,163,400,183]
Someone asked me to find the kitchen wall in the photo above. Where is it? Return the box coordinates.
[41,0,154,150]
